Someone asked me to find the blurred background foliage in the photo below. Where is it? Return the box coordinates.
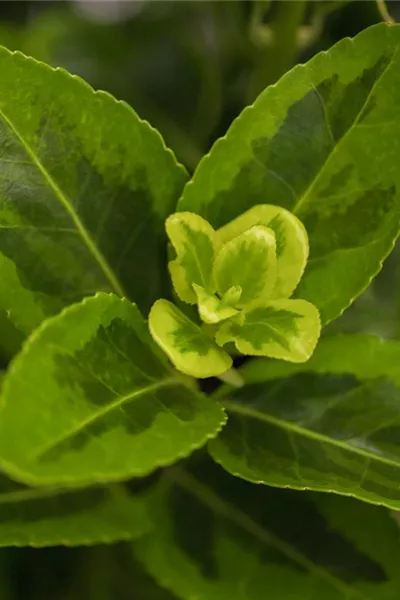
[0,1,400,598]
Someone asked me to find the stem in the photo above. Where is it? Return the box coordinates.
[218,367,244,388]
[248,0,307,102]
[376,0,395,23]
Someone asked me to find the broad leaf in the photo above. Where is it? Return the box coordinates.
[166,212,218,304]
[217,205,309,299]
[149,299,232,378]
[210,334,400,509]
[134,460,395,600]
[192,284,239,325]
[315,493,400,590]
[214,226,277,308]
[0,476,150,547]
[0,293,225,486]
[179,23,400,323]
[0,47,187,337]
[216,299,321,362]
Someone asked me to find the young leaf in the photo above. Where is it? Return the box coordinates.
[0,47,187,338]
[216,299,321,362]
[149,299,232,378]
[134,461,386,600]
[217,205,309,299]
[0,478,150,547]
[0,293,226,487]
[166,212,218,303]
[210,334,400,510]
[179,23,400,323]
[192,284,239,325]
[213,226,277,308]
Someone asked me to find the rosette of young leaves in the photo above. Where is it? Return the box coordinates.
[149,206,321,378]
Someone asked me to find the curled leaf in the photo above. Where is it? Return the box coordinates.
[166,212,218,303]
[213,225,277,309]
[192,284,239,325]
[217,205,309,299]
[149,299,232,378]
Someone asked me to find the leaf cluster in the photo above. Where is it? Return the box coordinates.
[0,20,400,600]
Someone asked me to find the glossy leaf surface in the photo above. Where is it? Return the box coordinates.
[216,299,320,362]
[214,225,277,308]
[0,476,150,547]
[0,293,225,486]
[0,48,187,338]
[166,212,218,304]
[210,334,400,509]
[193,284,239,325]
[179,24,400,323]
[217,205,309,299]
[149,299,232,378]
[134,461,398,599]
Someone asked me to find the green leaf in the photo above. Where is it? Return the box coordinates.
[216,299,321,362]
[192,284,239,325]
[0,47,187,337]
[217,205,309,300]
[134,461,392,600]
[149,299,232,378]
[214,226,277,308]
[0,477,150,547]
[179,23,400,323]
[315,493,400,588]
[0,293,226,486]
[166,212,218,304]
[210,334,400,510]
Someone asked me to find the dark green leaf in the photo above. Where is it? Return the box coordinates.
[0,47,187,337]
[179,24,400,323]
[210,334,400,509]
[134,460,395,599]
[0,293,225,486]
[0,476,150,547]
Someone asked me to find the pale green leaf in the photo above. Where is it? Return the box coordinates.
[179,23,400,323]
[0,293,225,486]
[214,226,277,309]
[222,285,243,306]
[149,299,232,378]
[134,462,390,600]
[216,299,321,362]
[193,284,239,325]
[0,47,187,338]
[166,212,218,303]
[0,476,150,547]
[217,205,309,299]
[210,334,400,509]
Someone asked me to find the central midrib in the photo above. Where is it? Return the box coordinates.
[28,377,176,461]
[171,468,372,600]
[0,106,126,298]
[222,399,400,471]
